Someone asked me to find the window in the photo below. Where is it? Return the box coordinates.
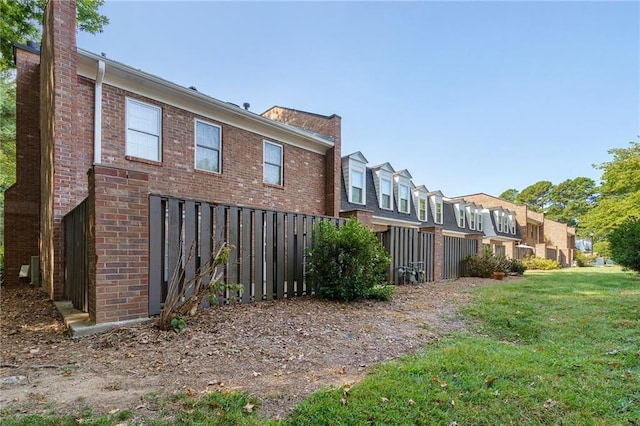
[351,168,364,203]
[380,178,392,209]
[509,215,516,234]
[399,184,410,213]
[469,211,476,230]
[458,206,465,227]
[126,98,161,161]
[477,211,483,231]
[435,201,443,224]
[194,120,221,173]
[418,198,427,221]
[503,215,509,233]
[263,141,283,185]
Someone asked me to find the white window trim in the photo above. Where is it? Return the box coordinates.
[125,97,162,162]
[469,210,476,230]
[418,197,427,222]
[263,140,283,186]
[398,183,410,214]
[433,199,443,224]
[349,166,366,205]
[194,119,222,174]
[458,206,465,228]
[379,176,393,210]
[477,210,483,231]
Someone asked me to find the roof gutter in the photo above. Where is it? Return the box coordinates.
[77,49,334,153]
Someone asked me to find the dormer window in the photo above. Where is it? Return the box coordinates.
[477,210,483,231]
[429,192,444,225]
[342,152,368,205]
[394,170,413,215]
[469,211,476,230]
[418,198,427,221]
[399,184,410,213]
[458,205,465,228]
[381,178,392,209]
[509,214,516,234]
[351,167,364,204]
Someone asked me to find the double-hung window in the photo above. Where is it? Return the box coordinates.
[126,98,161,162]
[264,141,283,185]
[351,168,364,204]
[477,211,483,231]
[418,198,427,221]
[380,178,392,209]
[435,201,443,224]
[194,120,221,173]
[469,211,476,230]
[399,184,410,213]
[458,206,465,227]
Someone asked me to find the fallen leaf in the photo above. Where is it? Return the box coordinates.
[381,397,389,403]
[432,375,439,383]
[440,382,448,388]
[543,399,557,409]
[243,403,254,413]
[338,366,347,374]
[451,400,455,407]
[485,377,497,387]
[109,408,119,414]
[186,388,195,397]
[340,398,347,406]
[252,371,262,377]
[408,399,415,405]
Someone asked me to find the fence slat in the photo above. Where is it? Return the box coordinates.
[148,196,163,315]
[241,208,252,303]
[254,210,265,301]
[295,214,305,296]
[286,213,295,298]
[276,212,285,300]
[265,211,275,301]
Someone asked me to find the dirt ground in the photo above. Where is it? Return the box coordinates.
[0,277,511,420]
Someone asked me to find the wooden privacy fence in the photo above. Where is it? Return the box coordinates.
[443,236,478,279]
[376,226,435,283]
[64,198,89,312]
[148,195,343,315]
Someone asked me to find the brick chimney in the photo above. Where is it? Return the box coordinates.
[40,0,79,299]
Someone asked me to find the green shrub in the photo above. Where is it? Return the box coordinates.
[521,255,561,270]
[365,284,395,301]
[306,218,391,302]
[608,216,640,273]
[574,250,593,267]
[463,247,510,278]
[507,258,527,275]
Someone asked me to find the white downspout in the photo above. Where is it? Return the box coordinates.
[94,60,105,164]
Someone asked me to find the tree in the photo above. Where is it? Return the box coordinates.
[580,141,640,239]
[0,71,16,194]
[516,180,554,212]
[608,216,640,273]
[545,177,598,227]
[499,188,519,203]
[0,0,109,71]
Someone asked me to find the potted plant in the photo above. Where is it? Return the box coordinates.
[493,255,509,280]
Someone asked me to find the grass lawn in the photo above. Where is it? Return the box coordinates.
[2,267,638,425]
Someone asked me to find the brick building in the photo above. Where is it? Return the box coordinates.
[4,0,340,323]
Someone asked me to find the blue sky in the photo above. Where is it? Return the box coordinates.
[78,1,639,198]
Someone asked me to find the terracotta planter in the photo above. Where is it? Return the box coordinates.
[493,271,505,280]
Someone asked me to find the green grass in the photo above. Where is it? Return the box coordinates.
[286,267,640,425]
[2,267,638,425]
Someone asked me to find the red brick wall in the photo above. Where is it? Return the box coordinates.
[4,48,41,285]
[98,88,328,216]
[261,106,342,216]
[40,0,87,300]
[89,166,150,323]
[422,226,443,280]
